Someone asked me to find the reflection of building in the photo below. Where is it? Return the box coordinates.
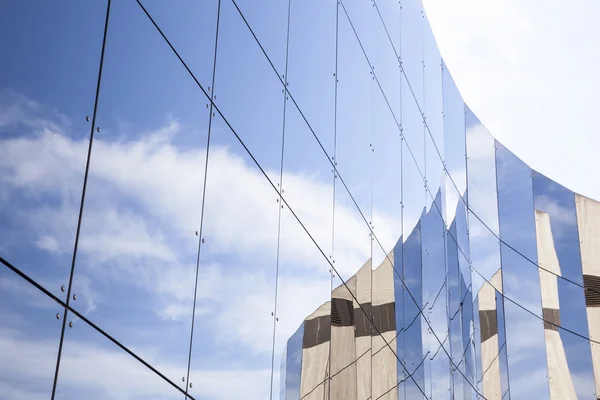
[282,192,600,400]
[280,6,600,398]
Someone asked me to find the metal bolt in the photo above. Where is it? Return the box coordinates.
[201,238,204,243]
[61,285,65,292]
[208,87,211,91]
[96,127,100,133]
[189,383,193,388]
[86,116,90,122]
[69,321,73,328]
[271,312,274,316]
[73,294,77,301]
[182,377,186,382]
[56,313,60,320]
[195,231,199,236]
[276,317,279,322]
[206,104,209,108]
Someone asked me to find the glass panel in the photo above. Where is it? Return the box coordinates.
[370,77,402,400]
[210,0,287,184]
[372,86,403,268]
[285,324,304,400]
[375,0,401,57]
[456,202,475,399]
[55,310,181,399]
[422,191,450,399]
[0,1,107,301]
[472,294,483,395]
[336,6,374,221]
[286,0,336,145]
[400,0,424,112]
[496,291,510,398]
[442,61,467,224]
[465,107,501,293]
[280,345,287,400]
[233,0,289,74]
[465,107,501,396]
[495,141,550,399]
[277,87,334,400]
[533,172,596,399]
[343,0,401,118]
[68,0,210,389]
[400,17,425,190]
[399,219,426,399]
[188,110,278,399]
[423,14,444,216]
[139,0,218,87]
[447,221,464,400]
[0,266,63,398]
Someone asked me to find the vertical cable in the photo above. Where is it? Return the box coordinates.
[369,11,375,397]
[269,0,292,397]
[328,0,340,397]
[184,0,222,396]
[50,1,112,398]
[494,141,513,400]
[417,7,426,210]
[462,102,478,392]
[399,0,406,394]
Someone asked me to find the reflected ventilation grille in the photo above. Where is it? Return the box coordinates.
[584,275,600,307]
[331,298,354,327]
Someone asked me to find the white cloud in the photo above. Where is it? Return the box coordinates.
[34,235,60,253]
[0,326,271,400]
[0,91,407,399]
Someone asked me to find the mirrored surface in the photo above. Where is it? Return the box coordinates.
[0,0,107,302]
[69,0,213,389]
[495,141,549,399]
[533,172,596,398]
[0,267,63,398]
[55,309,182,400]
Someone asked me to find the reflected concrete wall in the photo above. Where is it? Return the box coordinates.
[576,194,600,397]
[286,192,600,400]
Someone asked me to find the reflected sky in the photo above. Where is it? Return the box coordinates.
[1,1,598,400]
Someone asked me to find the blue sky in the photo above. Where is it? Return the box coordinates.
[0,0,599,399]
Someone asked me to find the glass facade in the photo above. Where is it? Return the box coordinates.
[0,1,598,400]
